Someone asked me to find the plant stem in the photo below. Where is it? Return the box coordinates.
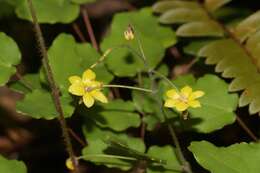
[81,8,99,51]
[103,84,153,93]
[72,23,87,42]
[26,0,78,172]
[68,128,87,147]
[132,26,193,173]
[78,154,137,161]
[15,73,33,91]
[151,70,180,92]
[236,115,259,142]
[164,111,193,173]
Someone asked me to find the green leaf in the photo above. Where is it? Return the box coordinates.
[152,0,200,14]
[0,1,14,18]
[75,43,114,83]
[0,155,27,173]
[177,21,224,37]
[189,141,260,173]
[246,30,260,68]
[80,99,141,131]
[0,32,21,86]
[198,39,260,114]
[183,39,214,56]
[205,0,232,12]
[48,33,113,91]
[82,123,145,170]
[15,0,79,24]
[161,74,238,133]
[9,73,42,94]
[71,0,95,4]
[101,8,176,77]
[16,89,74,119]
[234,11,260,42]
[159,8,208,24]
[147,145,181,173]
[187,75,238,133]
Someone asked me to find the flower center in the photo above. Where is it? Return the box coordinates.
[179,94,188,103]
[85,86,94,92]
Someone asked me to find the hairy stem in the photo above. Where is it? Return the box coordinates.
[26,0,78,172]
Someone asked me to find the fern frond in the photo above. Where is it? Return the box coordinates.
[153,0,260,115]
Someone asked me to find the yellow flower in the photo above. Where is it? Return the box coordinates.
[164,85,205,112]
[65,158,74,170]
[124,26,134,40]
[68,69,108,108]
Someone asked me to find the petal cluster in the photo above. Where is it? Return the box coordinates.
[124,27,134,40]
[68,69,108,108]
[164,86,204,112]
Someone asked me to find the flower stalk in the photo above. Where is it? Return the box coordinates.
[26,0,78,172]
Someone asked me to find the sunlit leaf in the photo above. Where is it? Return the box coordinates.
[234,11,260,42]
[205,0,232,12]
[71,0,96,4]
[177,21,224,37]
[187,75,238,133]
[0,155,27,173]
[15,0,79,24]
[189,140,260,173]
[0,32,21,86]
[153,0,200,14]
[9,74,42,94]
[16,89,74,119]
[48,33,113,91]
[199,39,260,114]
[101,8,176,77]
[159,8,208,24]
[82,123,145,170]
[147,145,181,173]
[162,74,238,133]
[80,99,141,131]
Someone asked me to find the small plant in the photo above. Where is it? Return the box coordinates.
[0,0,259,173]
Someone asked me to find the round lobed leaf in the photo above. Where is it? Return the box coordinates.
[189,140,260,173]
[0,32,21,86]
[0,155,27,173]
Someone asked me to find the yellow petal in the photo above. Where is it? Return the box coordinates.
[66,158,74,170]
[91,90,108,103]
[68,83,85,96]
[188,100,201,108]
[83,93,95,108]
[175,102,189,112]
[190,90,205,99]
[164,99,177,108]
[166,89,179,99]
[181,86,192,97]
[68,75,81,84]
[82,69,96,82]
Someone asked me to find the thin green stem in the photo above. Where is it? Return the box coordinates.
[131,25,193,173]
[26,0,78,172]
[103,84,153,93]
[90,44,143,69]
[151,70,180,92]
[78,154,137,161]
[163,110,193,173]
